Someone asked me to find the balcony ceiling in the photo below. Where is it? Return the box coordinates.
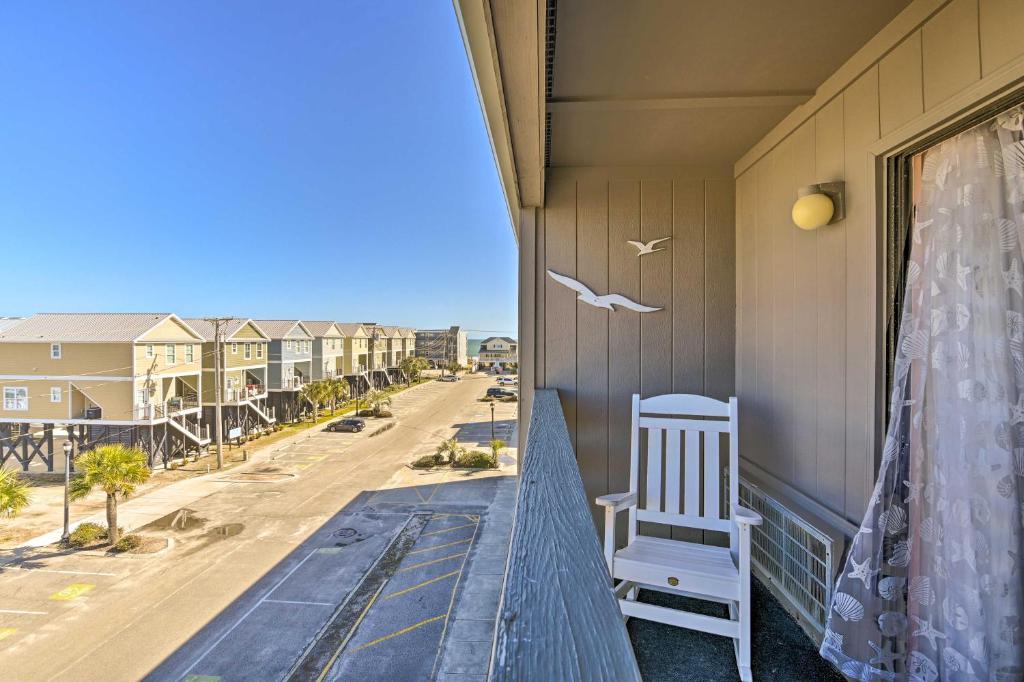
[548,0,912,167]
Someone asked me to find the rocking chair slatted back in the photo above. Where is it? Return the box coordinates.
[629,394,738,541]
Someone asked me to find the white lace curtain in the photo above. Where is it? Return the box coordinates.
[821,106,1024,681]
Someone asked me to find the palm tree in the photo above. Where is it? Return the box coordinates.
[0,468,31,518]
[400,356,429,383]
[300,381,329,421]
[489,439,506,468]
[435,437,465,466]
[362,388,392,417]
[69,444,150,544]
[328,378,349,414]
[445,360,462,377]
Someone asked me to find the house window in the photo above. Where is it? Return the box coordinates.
[146,344,154,358]
[285,340,292,351]
[50,386,61,403]
[231,342,238,354]
[185,345,194,363]
[165,344,176,364]
[3,387,28,411]
[244,343,252,360]
[50,343,61,359]
[256,344,263,359]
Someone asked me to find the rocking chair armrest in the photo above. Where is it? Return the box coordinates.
[731,503,763,527]
[596,492,637,512]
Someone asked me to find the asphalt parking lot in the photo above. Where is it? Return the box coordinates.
[0,375,515,681]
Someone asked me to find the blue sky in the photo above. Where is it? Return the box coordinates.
[0,2,517,337]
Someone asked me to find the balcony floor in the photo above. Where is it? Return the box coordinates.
[628,578,842,681]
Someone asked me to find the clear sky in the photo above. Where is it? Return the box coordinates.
[0,2,517,338]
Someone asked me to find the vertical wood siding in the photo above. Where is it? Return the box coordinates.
[530,167,735,531]
[734,0,1024,527]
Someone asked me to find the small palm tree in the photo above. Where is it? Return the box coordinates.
[0,468,31,518]
[400,356,429,383]
[69,444,150,544]
[363,388,392,417]
[445,360,462,377]
[489,439,506,468]
[330,379,350,414]
[300,381,329,421]
[436,437,465,466]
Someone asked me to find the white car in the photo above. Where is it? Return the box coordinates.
[439,374,460,382]
[497,377,518,386]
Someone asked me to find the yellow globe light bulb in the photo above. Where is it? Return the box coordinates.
[792,192,835,230]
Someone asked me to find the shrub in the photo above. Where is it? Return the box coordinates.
[456,450,495,469]
[375,409,393,418]
[412,454,442,469]
[113,534,142,552]
[500,395,519,402]
[68,522,107,547]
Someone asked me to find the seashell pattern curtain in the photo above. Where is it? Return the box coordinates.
[820,106,1024,681]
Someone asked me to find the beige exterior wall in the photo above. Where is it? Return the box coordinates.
[0,342,132,377]
[0,379,137,422]
[343,337,369,373]
[134,342,202,376]
[224,340,267,368]
[734,0,1024,529]
[520,167,735,531]
[233,322,265,340]
[138,317,203,342]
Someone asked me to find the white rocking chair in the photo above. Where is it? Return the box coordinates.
[597,394,763,682]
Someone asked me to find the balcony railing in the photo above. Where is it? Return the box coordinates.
[491,389,640,680]
[134,395,200,420]
[282,376,308,390]
[225,385,266,402]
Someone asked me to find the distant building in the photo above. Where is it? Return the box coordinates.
[416,326,468,368]
[477,336,517,371]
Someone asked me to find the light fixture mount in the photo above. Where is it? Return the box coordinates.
[797,181,845,224]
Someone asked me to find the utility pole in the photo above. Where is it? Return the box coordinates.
[204,317,234,470]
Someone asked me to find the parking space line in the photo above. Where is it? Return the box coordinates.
[0,609,48,615]
[314,582,386,682]
[383,570,459,601]
[3,566,119,577]
[348,614,446,654]
[421,523,476,537]
[264,599,335,607]
[182,549,319,677]
[406,538,471,556]
[396,552,467,572]
[50,583,94,601]
[0,628,16,641]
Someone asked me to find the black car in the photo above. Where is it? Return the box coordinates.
[326,418,365,433]
[486,387,516,399]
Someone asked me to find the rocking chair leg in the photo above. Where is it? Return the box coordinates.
[736,578,752,681]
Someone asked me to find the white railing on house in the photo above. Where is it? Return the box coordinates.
[491,389,640,681]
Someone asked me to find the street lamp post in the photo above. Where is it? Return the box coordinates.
[490,402,495,441]
[61,440,72,545]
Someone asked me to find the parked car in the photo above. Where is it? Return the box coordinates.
[486,387,516,399]
[439,375,460,382]
[497,377,518,386]
[326,418,365,433]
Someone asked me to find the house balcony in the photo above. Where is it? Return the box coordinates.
[486,390,840,681]
[280,376,309,391]
[225,384,266,403]
[133,394,200,420]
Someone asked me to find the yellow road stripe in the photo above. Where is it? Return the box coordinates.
[294,463,311,471]
[383,571,459,601]
[306,455,327,461]
[421,523,476,537]
[349,614,446,654]
[49,583,94,601]
[396,552,468,572]
[0,628,16,642]
[407,538,471,556]
[315,582,385,682]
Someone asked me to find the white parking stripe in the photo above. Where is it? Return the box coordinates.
[263,599,335,607]
[2,566,119,577]
[0,609,48,615]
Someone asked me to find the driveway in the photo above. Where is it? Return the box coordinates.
[0,374,516,681]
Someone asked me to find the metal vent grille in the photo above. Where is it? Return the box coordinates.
[728,473,836,636]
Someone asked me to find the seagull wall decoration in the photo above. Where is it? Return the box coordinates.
[547,270,662,313]
[627,237,671,256]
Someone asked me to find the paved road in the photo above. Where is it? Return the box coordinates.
[0,374,512,681]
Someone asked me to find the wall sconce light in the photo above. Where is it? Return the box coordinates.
[792,182,845,230]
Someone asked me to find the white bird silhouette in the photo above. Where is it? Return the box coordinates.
[547,271,662,313]
[627,237,671,255]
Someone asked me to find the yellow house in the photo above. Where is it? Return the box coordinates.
[0,313,209,469]
[184,318,275,438]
